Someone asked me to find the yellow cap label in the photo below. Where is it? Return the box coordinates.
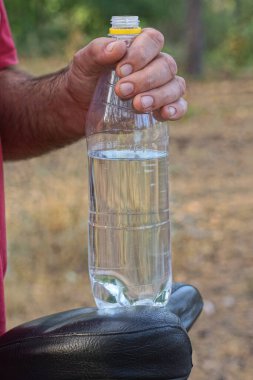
[109,27,142,35]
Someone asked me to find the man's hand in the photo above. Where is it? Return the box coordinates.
[68,28,187,123]
[0,29,187,160]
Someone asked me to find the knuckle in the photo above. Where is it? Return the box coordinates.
[73,49,86,72]
[73,49,82,65]
[73,52,79,67]
[86,37,111,66]
[166,83,180,103]
[88,38,101,64]
[145,72,154,91]
[161,53,178,76]
[167,91,177,104]
[86,38,98,56]
[176,76,186,95]
[136,45,148,62]
[162,55,172,75]
[144,28,164,49]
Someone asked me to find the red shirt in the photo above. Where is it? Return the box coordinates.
[0,146,7,336]
[0,0,18,335]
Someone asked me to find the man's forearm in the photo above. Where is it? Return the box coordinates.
[0,68,86,160]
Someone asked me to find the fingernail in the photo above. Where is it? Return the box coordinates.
[106,41,118,52]
[119,82,134,96]
[120,64,133,77]
[141,96,154,109]
[168,106,176,117]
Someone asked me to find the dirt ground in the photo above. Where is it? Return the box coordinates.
[3,61,253,380]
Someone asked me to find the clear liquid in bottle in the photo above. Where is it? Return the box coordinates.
[88,148,171,307]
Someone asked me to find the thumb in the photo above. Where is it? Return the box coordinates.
[66,37,127,108]
[73,37,127,76]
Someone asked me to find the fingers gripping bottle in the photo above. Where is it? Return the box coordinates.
[86,16,172,308]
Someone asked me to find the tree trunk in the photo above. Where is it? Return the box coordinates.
[186,0,204,76]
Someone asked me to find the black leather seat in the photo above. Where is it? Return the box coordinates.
[0,283,203,380]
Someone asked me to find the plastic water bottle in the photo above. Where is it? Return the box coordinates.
[86,16,171,308]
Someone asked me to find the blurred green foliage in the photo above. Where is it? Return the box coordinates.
[5,0,253,74]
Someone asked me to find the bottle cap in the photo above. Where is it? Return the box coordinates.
[109,16,142,35]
